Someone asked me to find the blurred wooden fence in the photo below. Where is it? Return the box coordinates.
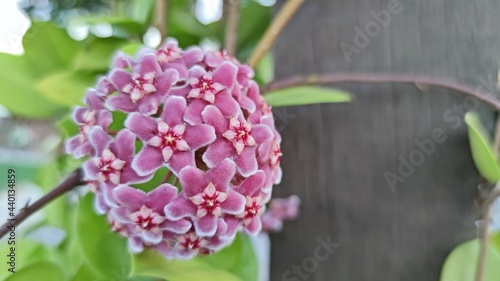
[269,0,500,280]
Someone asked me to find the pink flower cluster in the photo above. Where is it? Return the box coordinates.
[66,39,285,258]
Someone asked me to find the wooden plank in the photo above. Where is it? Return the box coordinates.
[269,0,500,280]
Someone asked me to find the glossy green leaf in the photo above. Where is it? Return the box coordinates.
[0,53,65,118]
[74,37,128,71]
[36,71,96,107]
[132,250,243,281]
[464,111,500,183]
[75,194,132,279]
[202,234,258,281]
[264,86,351,107]
[23,21,80,75]
[4,261,65,281]
[70,263,100,281]
[440,239,500,281]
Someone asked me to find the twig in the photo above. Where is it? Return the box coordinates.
[262,73,500,111]
[224,0,240,56]
[493,117,500,154]
[0,169,84,239]
[475,185,500,281]
[154,0,168,39]
[247,0,304,69]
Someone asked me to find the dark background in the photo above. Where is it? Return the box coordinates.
[270,0,499,280]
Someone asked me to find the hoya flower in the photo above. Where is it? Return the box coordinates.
[165,159,245,237]
[261,195,301,233]
[67,38,291,259]
[66,90,112,158]
[202,105,273,176]
[111,184,191,251]
[108,53,178,115]
[233,171,267,234]
[126,96,215,175]
[83,127,152,207]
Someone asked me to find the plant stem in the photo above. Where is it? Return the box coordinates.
[155,0,168,39]
[224,0,240,56]
[475,185,500,281]
[247,0,304,69]
[262,73,500,111]
[0,169,84,239]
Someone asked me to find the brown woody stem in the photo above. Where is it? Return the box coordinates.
[0,169,84,239]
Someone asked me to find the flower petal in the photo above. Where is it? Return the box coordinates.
[220,191,245,215]
[183,124,216,150]
[125,112,157,140]
[132,145,164,176]
[113,185,146,210]
[234,147,258,177]
[164,195,197,220]
[194,214,218,237]
[161,96,187,125]
[178,166,207,196]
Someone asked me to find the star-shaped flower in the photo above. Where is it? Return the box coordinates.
[164,159,245,237]
[126,96,216,176]
[110,184,192,247]
[202,105,273,177]
[108,53,179,115]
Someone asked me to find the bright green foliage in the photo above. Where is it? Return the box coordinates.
[264,86,351,107]
[75,194,132,279]
[464,111,500,183]
[131,233,257,281]
[202,234,258,281]
[440,239,500,281]
[3,261,65,281]
[133,249,243,281]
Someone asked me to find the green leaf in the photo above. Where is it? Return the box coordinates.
[255,52,274,86]
[236,2,272,61]
[23,21,80,75]
[491,232,500,255]
[36,71,96,107]
[57,115,79,138]
[74,38,128,71]
[464,111,500,183]
[202,234,258,281]
[73,16,146,37]
[4,261,65,281]
[70,263,101,281]
[264,86,351,107]
[75,194,132,279]
[0,240,48,280]
[133,250,243,281]
[440,239,500,281]
[132,167,170,192]
[0,53,65,118]
[121,43,145,56]
[129,0,155,24]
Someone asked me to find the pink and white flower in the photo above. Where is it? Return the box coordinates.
[66,39,294,259]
